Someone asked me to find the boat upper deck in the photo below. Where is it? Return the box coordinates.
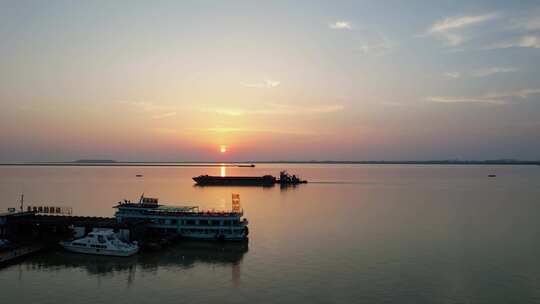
[114,203,243,217]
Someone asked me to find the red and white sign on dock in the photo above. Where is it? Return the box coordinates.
[232,194,241,213]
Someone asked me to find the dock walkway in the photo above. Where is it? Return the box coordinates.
[0,244,45,266]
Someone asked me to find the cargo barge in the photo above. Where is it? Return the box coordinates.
[193,171,307,186]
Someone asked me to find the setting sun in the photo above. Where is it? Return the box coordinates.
[220,145,227,153]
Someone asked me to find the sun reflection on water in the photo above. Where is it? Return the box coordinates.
[220,165,226,177]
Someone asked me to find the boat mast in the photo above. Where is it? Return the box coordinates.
[139,193,145,204]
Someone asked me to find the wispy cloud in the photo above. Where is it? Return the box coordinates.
[444,67,517,79]
[427,88,540,105]
[241,79,280,88]
[380,101,406,107]
[427,96,505,104]
[329,21,353,30]
[153,127,179,134]
[510,17,540,31]
[428,13,499,33]
[121,101,175,112]
[355,32,395,56]
[152,112,177,119]
[202,108,245,116]
[185,127,320,136]
[202,103,344,116]
[485,35,540,49]
[424,13,500,46]
[121,101,178,120]
[444,72,461,79]
[357,40,394,56]
[471,67,517,77]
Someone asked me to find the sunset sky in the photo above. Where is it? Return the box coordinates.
[1,0,539,161]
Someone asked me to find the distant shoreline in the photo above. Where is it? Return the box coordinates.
[0,160,539,166]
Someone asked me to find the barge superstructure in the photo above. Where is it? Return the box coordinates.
[114,195,248,241]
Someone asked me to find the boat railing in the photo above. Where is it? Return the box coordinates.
[140,209,243,217]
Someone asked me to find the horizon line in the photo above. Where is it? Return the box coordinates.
[0,159,539,166]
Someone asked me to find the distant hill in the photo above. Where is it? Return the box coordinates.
[73,159,117,163]
[257,159,540,165]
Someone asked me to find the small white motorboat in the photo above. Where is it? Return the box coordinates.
[60,230,138,257]
[0,239,10,248]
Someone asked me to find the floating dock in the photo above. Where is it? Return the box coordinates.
[0,210,147,266]
[0,244,45,266]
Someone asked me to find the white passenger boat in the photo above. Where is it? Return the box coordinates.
[60,230,139,257]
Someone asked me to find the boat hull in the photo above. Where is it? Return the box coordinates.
[193,175,276,186]
[179,233,247,242]
[60,243,138,257]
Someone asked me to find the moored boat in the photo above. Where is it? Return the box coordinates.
[60,230,139,257]
[114,195,249,241]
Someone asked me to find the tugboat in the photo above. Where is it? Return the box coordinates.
[278,171,307,185]
[60,230,139,257]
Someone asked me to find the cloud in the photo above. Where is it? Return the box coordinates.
[153,127,179,134]
[428,13,499,33]
[329,21,353,30]
[185,127,320,136]
[444,33,465,46]
[121,101,175,112]
[268,103,345,114]
[486,35,540,49]
[444,67,517,79]
[424,13,499,46]
[357,41,394,56]
[202,108,245,116]
[380,101,406,107]
[152,112,177,119]
[427,88,540,105]
[427,96,505,104]
[355,33,395,56]
[241,79,280,88]
[202,103,344,116]
[511,17,540,31]
[471,67,517,77]
[444,72,461,79]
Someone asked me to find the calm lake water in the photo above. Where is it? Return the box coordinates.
[1,164,540,303]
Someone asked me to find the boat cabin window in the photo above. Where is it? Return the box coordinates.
[98,235,106,243]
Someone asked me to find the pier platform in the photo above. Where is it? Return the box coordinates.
[0,211,147,266]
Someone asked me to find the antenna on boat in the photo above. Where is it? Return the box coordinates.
[139,193,145,204]
[19,194,24,212]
